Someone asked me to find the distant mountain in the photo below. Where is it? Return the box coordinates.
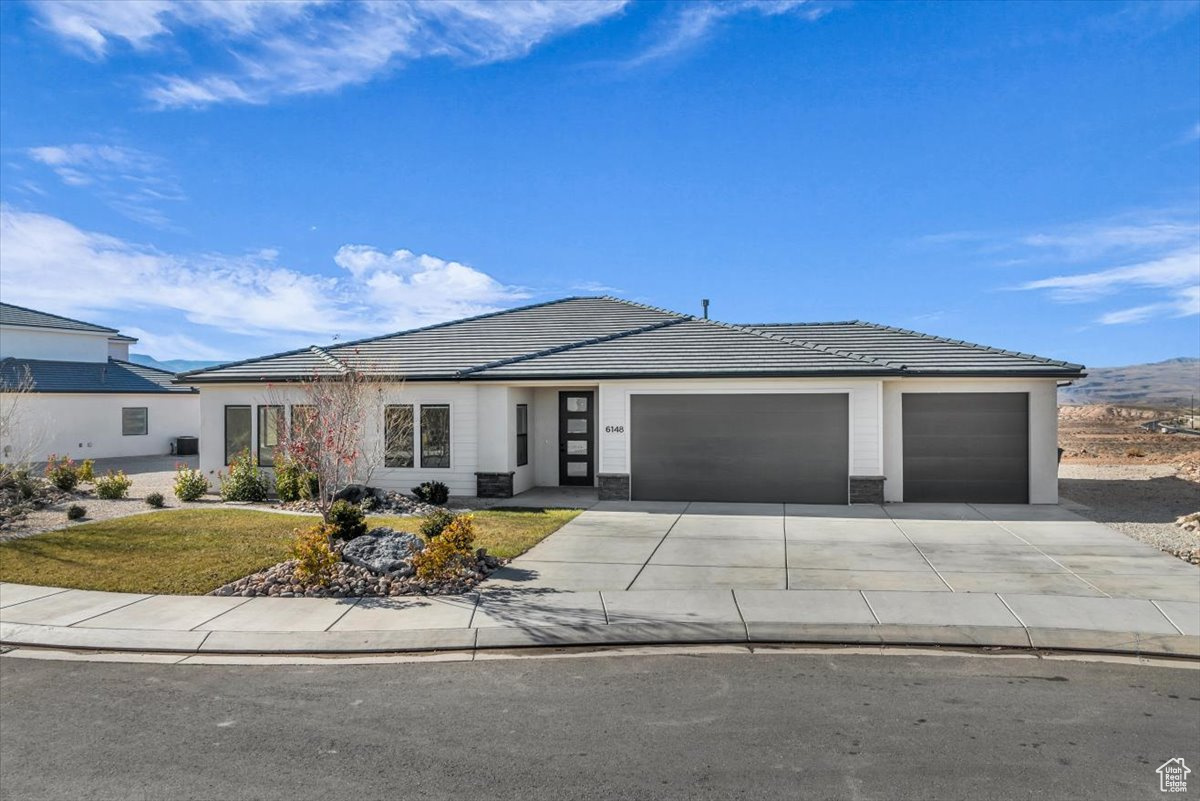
[128,354,223,374]
[1059,357,1200,409]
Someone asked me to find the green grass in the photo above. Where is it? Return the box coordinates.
[0,506,581,595]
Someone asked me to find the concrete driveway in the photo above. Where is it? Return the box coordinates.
[489,501,1199,602]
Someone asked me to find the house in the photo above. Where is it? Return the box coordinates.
[177,297,1085,504]
[0,303,199,461]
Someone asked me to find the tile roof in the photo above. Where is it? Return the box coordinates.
[178,296,1085,383]
[0,303,118,334]
[472,318,895,378]
[745,321,1085,375]
[0,358,197,394]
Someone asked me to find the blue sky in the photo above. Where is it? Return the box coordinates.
[1,0,1197,367]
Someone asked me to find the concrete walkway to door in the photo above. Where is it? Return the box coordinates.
[487,501,1200,604]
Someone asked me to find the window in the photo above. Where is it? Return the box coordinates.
[384,405,414,468]
[420,404,450,468]
[516,404,529,467]
[122,407,148,436]
[290,404,317,446]
[225,406,251,465]
[257,405,283,467]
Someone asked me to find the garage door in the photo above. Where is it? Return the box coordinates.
[630,394,849,503]
[902,393,1029,503]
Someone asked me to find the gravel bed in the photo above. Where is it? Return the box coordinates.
[210,550,503,598]
[1059,463,1200,565]
[0,455,215,542]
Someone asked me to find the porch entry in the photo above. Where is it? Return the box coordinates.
[558,390,595,486]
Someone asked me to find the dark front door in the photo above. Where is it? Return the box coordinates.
[559,391,595,486]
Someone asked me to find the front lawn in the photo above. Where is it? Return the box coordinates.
[0,506,581,595]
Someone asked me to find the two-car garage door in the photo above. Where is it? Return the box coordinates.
[630,394,849,503]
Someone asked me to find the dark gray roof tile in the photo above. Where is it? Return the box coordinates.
[178,297,1085,383]
[0,358,196,394]
[747,322,1084,375]
[0,303,119,334]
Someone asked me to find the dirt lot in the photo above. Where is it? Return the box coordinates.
[1058,405,1199,563]
[1058,404,1200,468]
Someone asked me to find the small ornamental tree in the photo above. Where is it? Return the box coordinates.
[267,362,410,523]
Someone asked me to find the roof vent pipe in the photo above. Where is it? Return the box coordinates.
[701,299,709,319]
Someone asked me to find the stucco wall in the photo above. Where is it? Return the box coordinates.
[195,382,481,496]
[0,327,111,362]
[0,392,199,461]
[881,378,1060,504]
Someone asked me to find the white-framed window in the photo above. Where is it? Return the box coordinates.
[122,407,148,436]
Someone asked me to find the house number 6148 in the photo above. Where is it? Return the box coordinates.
[605,425,625,434]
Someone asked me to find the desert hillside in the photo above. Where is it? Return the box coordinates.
[1059,357,1199,409]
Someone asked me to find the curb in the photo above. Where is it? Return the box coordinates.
[3,620,1196,660]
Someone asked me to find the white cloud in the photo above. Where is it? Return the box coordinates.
[922,209,1200,326]
[119,326,231,362]
[1019,246,1199,325]
[1096,285,1200,325]
[27,143,184,227]
[0,206,529,358]
[624,0,828,67]
[34,0,629,108]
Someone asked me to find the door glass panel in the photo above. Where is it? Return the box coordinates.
[567,418,588,434]
[566,396,588,412]
[567,440,588,455]
[566,462,588,477]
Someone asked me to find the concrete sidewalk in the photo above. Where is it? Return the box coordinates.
[2,582,1196,659]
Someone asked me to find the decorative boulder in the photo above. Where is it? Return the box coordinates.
[341,527,424,576]
[333,484,373,504]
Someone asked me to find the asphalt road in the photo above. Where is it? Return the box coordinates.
[1,649,1198,801]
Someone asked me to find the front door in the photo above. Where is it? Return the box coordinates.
[558,391,595,486]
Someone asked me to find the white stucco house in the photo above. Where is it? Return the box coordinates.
[177,297,1085,504]
[0,303,199,461]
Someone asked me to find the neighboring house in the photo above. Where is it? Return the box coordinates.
[178,297,1085,504]
[0,303,199,461]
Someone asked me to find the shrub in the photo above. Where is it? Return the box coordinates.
[412,480,449,505]
[327,499,367,541]
[95,470,132,499]
[145,491,165,508]
[77,459,95,484]
[173,465,209,501]
[301,472,320,500]
[290,524,340,585]
[11,468,41,501]
[218,449,269,502]
[412,513,476,581]
[66,504,86,521]
[274,457,309,503]
[44,455,79,492]
[420,508,456,540]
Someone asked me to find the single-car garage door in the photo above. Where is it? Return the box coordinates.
[902,393,1029,503]
[630,394,849,503]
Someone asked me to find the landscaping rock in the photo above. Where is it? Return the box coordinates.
[333,484,372,504]
[341,527,424,575]
[273,488,456,518]
[209,548,505,599]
